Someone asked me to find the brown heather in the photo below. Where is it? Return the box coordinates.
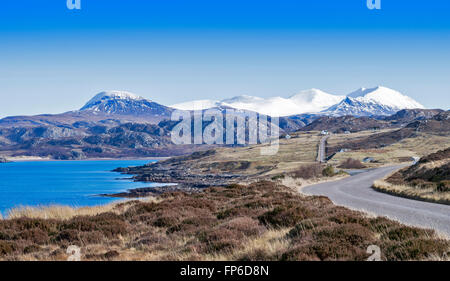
[0,181,448,261]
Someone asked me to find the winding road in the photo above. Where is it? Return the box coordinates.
[317,135,329,163]
[302,165,450,237]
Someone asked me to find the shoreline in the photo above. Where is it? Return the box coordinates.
[4,156,170,162]
[98,184,200,198]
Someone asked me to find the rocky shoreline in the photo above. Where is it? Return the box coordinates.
[99,184,203,198]
[0,157,11,163]
[114,166,243,187]
[102,150,247,198]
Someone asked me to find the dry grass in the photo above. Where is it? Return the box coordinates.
[281,176,310,189]
[279,173,349,193]
[5,197,161,220]
[373,180,450,205]
[6,205,119,221]
[192,132,322,176]
[207,228,291,261]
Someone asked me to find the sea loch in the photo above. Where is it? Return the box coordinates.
[0,159,158,216]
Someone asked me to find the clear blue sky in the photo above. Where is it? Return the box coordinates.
[0,0,449,117]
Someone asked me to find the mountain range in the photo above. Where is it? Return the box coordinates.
[0,86,425,129]
[171,86,424,117]
[0,86,444,160]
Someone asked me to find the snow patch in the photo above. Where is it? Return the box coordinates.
[171,99,220,111]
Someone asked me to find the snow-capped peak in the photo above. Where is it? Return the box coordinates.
[347,86,424,109]
[82,91,144,109]
[79,90,172,116]
[321,86,425,116]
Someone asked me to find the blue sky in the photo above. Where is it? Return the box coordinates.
[0,0,449,117]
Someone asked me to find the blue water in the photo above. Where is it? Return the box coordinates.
[0,160,158,215]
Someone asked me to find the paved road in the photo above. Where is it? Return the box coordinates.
[317,135,329,163]
[303,165,450,237]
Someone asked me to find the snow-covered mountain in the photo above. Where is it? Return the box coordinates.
[171,89,345,117]
[322,86,424,116]
[171,86,424,117]
[346,86,424,110]
[77,87,424,119]
[321,97,399,117]
[80,91,172,117]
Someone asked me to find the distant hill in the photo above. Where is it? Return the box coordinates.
[405,111,450,135]
[383,109,443,123]
[299,115,389,133]
[326,111,450,157]
[298,109,446,134]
